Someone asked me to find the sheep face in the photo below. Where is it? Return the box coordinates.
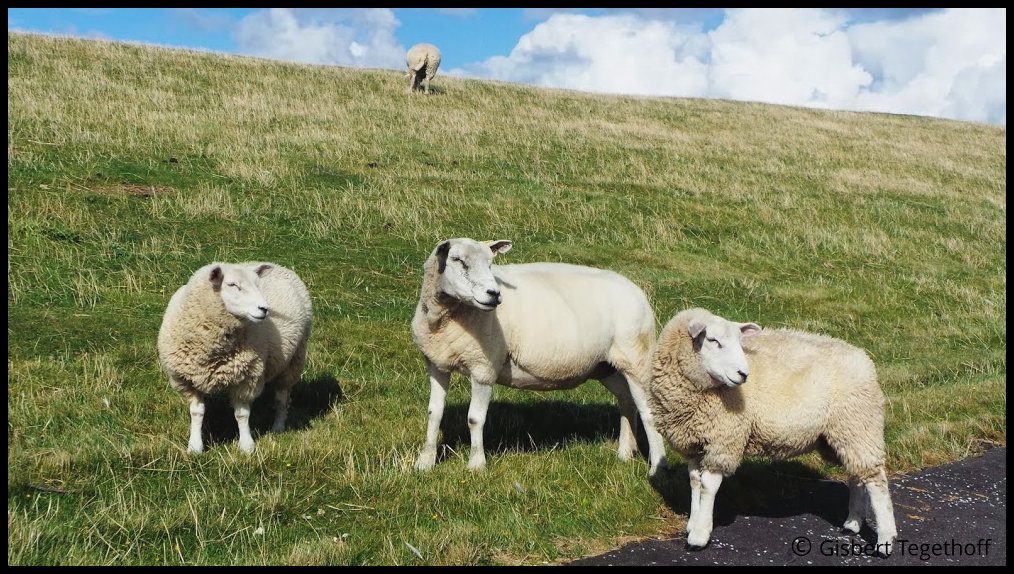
[434,238,512,311]
[211,263,273,322]
[688,314,761,388]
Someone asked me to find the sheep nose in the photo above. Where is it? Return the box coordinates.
[737,370,748,382]
[487,289,502,304]
[259,304,270,316]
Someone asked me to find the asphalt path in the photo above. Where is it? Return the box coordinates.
[566,445,1005,566]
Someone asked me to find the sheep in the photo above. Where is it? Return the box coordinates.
[648,307,897,555]
[406,43,441,94]
[410,237,667,475]
[157,261,312,455]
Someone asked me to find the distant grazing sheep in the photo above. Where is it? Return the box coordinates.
[407,43,441,94]
[157,262,312,454]
[649,307,897,554]
[411,237,667,474]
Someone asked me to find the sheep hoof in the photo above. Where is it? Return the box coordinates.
[187,442,204,455]
[876,534,896,557]
[414,448,437,471]
[238,442,256,455]
[686,531,710,550]
[648,456,669,476]
[842,518,862,534]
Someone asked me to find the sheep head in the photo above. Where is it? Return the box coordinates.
[687,310,761,388]
[432,238,511,311]
[210,262,273,322]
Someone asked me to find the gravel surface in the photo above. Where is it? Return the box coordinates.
[566,445,1005,566]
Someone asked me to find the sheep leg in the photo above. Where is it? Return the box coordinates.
[466,379,494,471]
[187,394,206,454]
[687,459,703,534]
[233,399,256,454]
[687,464,723,548]
[843,476,866,534]
[415,362,451,471]
[622,373,668,476]
[865,469,898,556]
[599,372,638,462]
[270,342,307,434]
[271,387,291,434]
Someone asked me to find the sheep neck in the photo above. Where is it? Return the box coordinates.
[418,258,462,329]
[419,284,469,329]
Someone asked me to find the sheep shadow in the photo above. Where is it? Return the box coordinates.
[434,399,657,462]
[648,458,879,546]
[200,374,344,449]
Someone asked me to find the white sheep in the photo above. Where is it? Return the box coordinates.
[157,261,312,454]
[406,43,441,94]
[649,307,897,554]
[411,237,667,475]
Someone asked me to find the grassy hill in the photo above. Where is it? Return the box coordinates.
[7,31,1006,565]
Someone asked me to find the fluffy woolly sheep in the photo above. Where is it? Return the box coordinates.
[411,237,667,474]
[157,262,312,454]
[406,43,441,94]
[649,307,897,554]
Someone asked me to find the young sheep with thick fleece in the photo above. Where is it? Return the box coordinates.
[411,237,667,475]
[406,43,441,94]
[649,307,897,554]
[158,262,312,454]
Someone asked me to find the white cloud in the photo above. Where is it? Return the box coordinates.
[459,13,712,97]
[455,8,1005,125]
[847,8,1006,124]
[707,9,873,110]
[233,8,404,69]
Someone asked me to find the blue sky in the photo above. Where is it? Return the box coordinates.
[8,8,1006,126]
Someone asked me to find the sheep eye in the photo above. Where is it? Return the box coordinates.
[450,256,468,269]
[706,336,722,348]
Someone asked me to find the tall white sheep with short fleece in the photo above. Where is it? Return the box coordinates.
[411,237,667,475]
[406,43,441,94]
[158,262,312,454]
[649,307,897,554]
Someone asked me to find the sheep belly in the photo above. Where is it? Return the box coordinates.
[495,357,612,390]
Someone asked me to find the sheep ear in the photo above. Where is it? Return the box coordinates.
[254,264,274,277]
[487,240,512,255]
[435,240,451,273]
[739,323,762,337]
[688,320,706,340]
[208,265,224,288]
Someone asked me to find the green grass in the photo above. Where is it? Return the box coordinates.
[7,31,1006,565]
